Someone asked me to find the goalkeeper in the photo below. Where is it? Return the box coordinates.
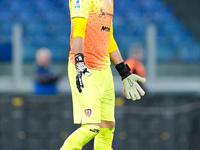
[60,0,146,149]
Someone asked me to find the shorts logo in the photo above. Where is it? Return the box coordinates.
[85,109,92,117]
[75,0,80,8]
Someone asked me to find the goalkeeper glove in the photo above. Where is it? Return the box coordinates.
[75,53,91,93]
[115,62,146,101]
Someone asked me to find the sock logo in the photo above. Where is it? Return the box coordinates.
[85,109,92,117]
[90,129,100,133]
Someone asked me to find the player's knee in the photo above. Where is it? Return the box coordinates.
[101,121,115,128]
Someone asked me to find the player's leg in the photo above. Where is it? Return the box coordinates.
[60,61,102,150]
[94,121,115,150]
[94,67,115,150]
[60,124,100,150]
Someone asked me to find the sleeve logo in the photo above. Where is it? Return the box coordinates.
[75,0,81,8]
[85,109,92,117]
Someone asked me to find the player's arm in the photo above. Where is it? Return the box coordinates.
[108,23,125,65]
[72,17,87,55]
[109,25,146,101]
[70,0,92,54]
[70,0,92,92]
[72,18,91,93]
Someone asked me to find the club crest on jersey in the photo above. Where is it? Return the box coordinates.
[75,0,80,8]
[85,109,92,117]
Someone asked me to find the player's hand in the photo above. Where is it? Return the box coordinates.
[75,53,91,93]
[115,62,146,101]
[122,74,146,100]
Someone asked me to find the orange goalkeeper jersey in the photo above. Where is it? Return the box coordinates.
[69,0,115,70]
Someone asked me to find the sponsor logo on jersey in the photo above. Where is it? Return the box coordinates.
[75,0,80,8]
[85,109,92,117]
[101,26,110,32]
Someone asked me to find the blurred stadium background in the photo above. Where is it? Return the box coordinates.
[0,0,200,150]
